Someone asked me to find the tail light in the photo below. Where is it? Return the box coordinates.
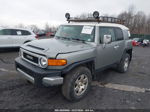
[35,35,39,39]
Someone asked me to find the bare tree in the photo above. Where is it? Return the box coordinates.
[28,25,40,33]
[118,5,150,35]
[45,23,52,33]
[15,24,26,28]
[118,5,135,32]
[9,5,150,35]
[76,13,92,19]
[135,11,146,34]
[145,15,150,34]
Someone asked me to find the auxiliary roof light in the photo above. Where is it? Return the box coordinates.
[93,11,100,19]
[65,13,70,20]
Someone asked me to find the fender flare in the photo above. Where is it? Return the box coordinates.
[122,48,133,61]
[62,58,95,75]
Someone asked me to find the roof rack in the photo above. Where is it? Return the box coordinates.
[65,11,125,25]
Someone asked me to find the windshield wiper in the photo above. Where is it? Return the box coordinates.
[56,36,71,40]
[72,38,86,43]
[56,36,86,43]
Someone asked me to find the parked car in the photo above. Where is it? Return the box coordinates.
[141,39,150,47]
[0,27,37,48]
[15,11,132,101]
[46,32,55,37]
[37,31,46,37]
[132,38,143,46]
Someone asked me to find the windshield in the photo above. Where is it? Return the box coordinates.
[133,38,140,41]
[55,25,95,42]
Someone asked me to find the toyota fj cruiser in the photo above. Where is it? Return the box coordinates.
[15,11,132,101]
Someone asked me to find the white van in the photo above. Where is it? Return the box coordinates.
[0,27,37,48]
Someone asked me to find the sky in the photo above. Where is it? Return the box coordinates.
[0,0,149,28]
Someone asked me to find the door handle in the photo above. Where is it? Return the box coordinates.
[114,45,119,49]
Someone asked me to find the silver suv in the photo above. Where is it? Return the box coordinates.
[15,11,132,101]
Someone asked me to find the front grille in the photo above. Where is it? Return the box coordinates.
[23,52,39,65]
[20,48,46,67]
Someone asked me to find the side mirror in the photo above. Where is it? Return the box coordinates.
[103,35,112,44]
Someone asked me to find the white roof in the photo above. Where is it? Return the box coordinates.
[63,22,129,30]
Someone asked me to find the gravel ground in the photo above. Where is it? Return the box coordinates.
[0,46,150,110]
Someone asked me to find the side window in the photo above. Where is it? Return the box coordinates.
[0,29,11,35]
[16,30,22,35]
[10,29,22,36]
[0,29,31,36]
[11,29,17,35]
[99,27,116,43]
[115,28,124,41]
[21,30,31,35]
[0,30,4,35]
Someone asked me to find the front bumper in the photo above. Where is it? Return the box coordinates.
[15,57,63,87]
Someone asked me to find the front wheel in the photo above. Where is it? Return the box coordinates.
[117,54,130,73]
[62,66,92,102]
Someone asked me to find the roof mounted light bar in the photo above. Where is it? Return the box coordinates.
[65,11,125,24]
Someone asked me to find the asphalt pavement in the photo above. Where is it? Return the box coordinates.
[0,47,150,110]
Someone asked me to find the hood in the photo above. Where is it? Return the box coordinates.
[22,38,95,58]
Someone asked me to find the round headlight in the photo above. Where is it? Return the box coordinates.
[93,11,99,19]
[39,57,48,68]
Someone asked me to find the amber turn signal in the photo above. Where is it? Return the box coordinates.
[48,59,67,66]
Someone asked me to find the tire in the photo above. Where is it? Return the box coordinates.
[62,66,92,102]
[117,53,130,73]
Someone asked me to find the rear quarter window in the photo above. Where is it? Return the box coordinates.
[115,28,124,41]
[124,30,130,40]
[21,30,31,35]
